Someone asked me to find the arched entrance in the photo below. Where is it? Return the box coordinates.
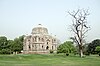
[46,46,49,50]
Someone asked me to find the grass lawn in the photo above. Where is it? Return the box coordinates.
[0,54,100,66]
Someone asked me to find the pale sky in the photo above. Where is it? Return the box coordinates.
[0,0,100,43]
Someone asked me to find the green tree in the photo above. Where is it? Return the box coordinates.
[57,41,76,55]
[95,46,100,56]
[7,40,14,54]
[88,39,100,54]
[0,36,10,54]
[0,35,24,54]
[19,35,25,42]
[11,35,24,54]
[0,36,7,50]
[95,46,100,52]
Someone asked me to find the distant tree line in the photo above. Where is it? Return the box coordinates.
[0,35,100,56]
[0,35,24,54]
[57,39,100,56]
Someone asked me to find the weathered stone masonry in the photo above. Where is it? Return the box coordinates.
[23,24,60,54]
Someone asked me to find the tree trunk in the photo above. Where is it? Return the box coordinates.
[79,45,84,57]
[80,49,83,57]
[15,51,17,54]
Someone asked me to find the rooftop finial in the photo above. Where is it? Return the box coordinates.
[38,24,42,25]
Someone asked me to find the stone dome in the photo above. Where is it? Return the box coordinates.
[31,24,48,34]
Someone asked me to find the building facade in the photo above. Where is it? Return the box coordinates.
[23,24,59,54]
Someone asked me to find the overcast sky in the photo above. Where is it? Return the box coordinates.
[0,0,100,43]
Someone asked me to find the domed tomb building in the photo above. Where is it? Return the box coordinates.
[23,24,59,54]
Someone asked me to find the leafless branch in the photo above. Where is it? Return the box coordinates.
[68,8,90,57]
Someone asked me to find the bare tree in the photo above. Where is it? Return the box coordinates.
[68,9,90,57]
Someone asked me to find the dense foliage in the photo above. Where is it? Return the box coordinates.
[95,46,100,56]
[0,35,24,54]
[87,39,100,54]
[95,46,100,52]
[57,41,76,54]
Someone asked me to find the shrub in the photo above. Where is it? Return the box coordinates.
[50,50,53,54]
[66,53,69,56]
[84,52,90,56]
[0,49,11,54]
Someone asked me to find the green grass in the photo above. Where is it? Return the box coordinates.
[0,54,100,66]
